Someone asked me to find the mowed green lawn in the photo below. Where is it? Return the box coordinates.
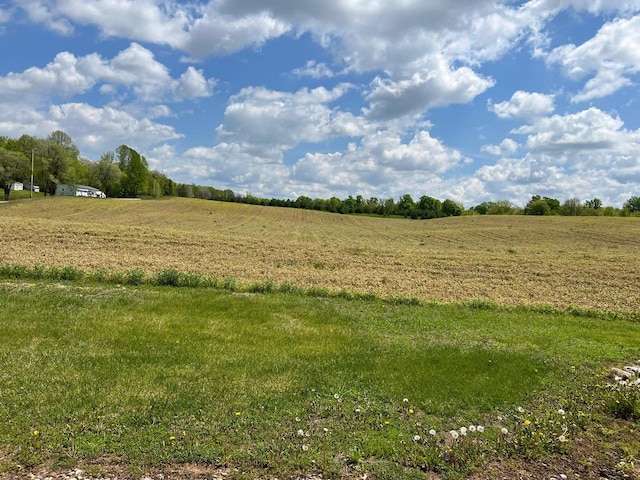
[1,282,639,477]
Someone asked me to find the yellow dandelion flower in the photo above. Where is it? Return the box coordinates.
[408,409,414,414]
[235,412,241,416]
[33,430,39,436]
[169,435,176,441]
[524,420,531,426]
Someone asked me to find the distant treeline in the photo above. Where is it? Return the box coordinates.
[180,186,463,218]
[2,131,639,217]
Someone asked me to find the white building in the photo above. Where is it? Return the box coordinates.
[10,182,23,191]
[56,184,106,198]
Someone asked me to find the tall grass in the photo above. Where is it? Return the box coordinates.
[1,281,639,477]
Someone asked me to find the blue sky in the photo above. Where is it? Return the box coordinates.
[1,1,639,207]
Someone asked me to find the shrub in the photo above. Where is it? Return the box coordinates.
[88,267,108,283]
[125,269,146,286]
[154,269,182,287]
[58,266,83,281]
[0,264,29,279]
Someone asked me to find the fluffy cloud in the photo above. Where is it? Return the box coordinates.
[365,62,495,120]
[482,138,520,156]
[476,107,640,204]
[170,128,464,201]
[17,0,290,57]
[48,103,182,152]
[216,84,369,156]
[513,107,629,157]
[181,7,290,57]
[0,101,181,155]
[489,91,556,120]
[292,61,335,79]
[17,0,189,43]
[0,43,215,104]
[547,15,640,102]
[287,130,464,200]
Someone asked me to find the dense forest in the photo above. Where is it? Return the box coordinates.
[2,131,639,217]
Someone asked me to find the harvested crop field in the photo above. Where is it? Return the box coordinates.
[2,196,639,312]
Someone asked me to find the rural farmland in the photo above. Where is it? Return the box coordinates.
[1,197,640,480]
[1,196,639,313]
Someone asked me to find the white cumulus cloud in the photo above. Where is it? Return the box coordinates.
[547,15,640,102]
[489,91,556,120]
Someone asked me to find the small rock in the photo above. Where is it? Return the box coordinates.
[624,365,640,374]
[611,368,633,380]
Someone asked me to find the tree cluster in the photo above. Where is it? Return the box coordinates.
[0,132,173,201]
[471,195,638,217]
[171,186,464,219]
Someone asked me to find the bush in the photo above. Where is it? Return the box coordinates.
[0,264,30,279]
[154,269,182,287]
[125,269,146,286]
[59,266,83,281]
[88,267,108,283]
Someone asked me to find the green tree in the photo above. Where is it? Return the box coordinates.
[524,195,558,215]
[524,196,551,215]
[543,196,560,213]
[0,148,29,200]
[93,158,122,197]
[294,195,313,209]
[382,198,396,216]
[117,145,150,197]
[38,140,69,195]
[48,130,79,159]
[488,200,519,215]
[561,197,582,216]
[442,199,463,217]
[417,195,442,218]
[397,194,415,217]
[624,196,640,213]
[584,198,602,210]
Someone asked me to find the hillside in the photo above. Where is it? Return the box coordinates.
[2,196,639,312]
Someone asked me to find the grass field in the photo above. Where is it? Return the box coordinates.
[1,197,640,479]
[1,196,639,312]
[1,282,639,479]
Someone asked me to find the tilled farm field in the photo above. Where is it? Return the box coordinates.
[2,196,639,312]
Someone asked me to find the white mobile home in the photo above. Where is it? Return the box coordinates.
[56,184,106,198]
[10,182,24,191]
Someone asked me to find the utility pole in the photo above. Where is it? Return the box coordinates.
[30,149,34,199]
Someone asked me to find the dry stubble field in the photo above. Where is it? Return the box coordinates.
[1,196,639,313]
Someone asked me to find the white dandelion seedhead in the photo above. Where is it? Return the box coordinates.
[354,408,361,414]
[501,427,509,435]
[413,435,421,442]
[460,427,467,436]
[429,429,437,436]
[403,398,409,403]
[557,409,565,416]
[517,406,525,413]
[334,393,340,400]
[469,425,476,433]
[558,435,567,442]
[450,430,459,440]
[297,429,305,437]
[302,444,309,451]
[477,425,484,433]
